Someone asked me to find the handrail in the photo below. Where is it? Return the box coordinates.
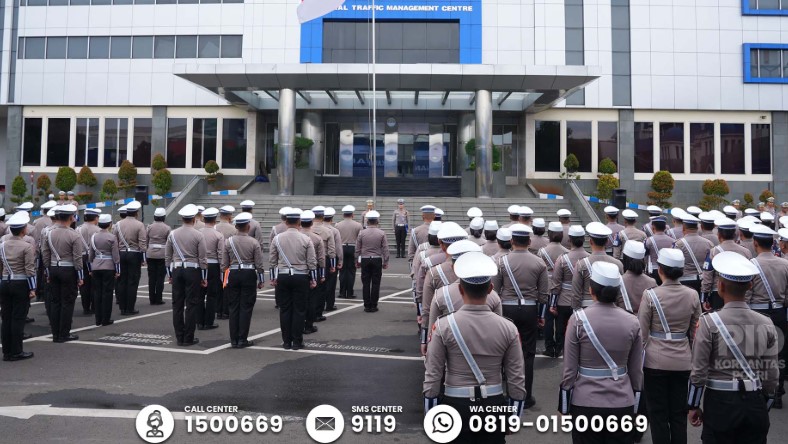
[564,179,600,224]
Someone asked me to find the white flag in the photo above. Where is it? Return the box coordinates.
[297,0,346,24]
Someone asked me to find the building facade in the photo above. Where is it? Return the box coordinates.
[1,0,786,203]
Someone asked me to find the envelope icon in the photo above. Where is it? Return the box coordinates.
[315,417,335,431]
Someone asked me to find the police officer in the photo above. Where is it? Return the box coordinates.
[269,207,291,250]
[528,218,548,254]
[780,228,788,257]
[198,207,223,327]
[644,215,675,284]
[688,252,779,442]
[35,208,55,305]
[539,222,569,358]
[639,248,701,444]
[780,202,788,219]
[674,212,713,295]
[270,208,317,350]
[698,212,720,246]
[77,208,101,315]
[145,207,170,306]
[518,206,534,226]
[33,200,56,240]
[491,227,512,264]
[702,217,752,311]
[747,224,788,409]
[617,241,654,314]
[88,214,120,327]
[392,199,409,258]
[423,252,525,444]
[300,210,325,334]
[311,206,336,322]
[723,205,739,222]
[360,199,374,229]
[0,209,6,236]
[336,205,362,299]
[643,205,663,237]
[481,220,499,256]
[407,205,436,263]
[434,208,444,221]
[557,209,572,249]
[56,191,66,205]
[0,211,36,361]
[766,196,778,218]
[667,208,685,240]
[604,206,625,255]
[550,226,590,355]
[559,262,644,444]
[731,200,744,219]
[466,207,483,230]
[115,201,146,315]
[417,222,466,326]
[42,204,84,343]
[492,223,549,409]
[165,204,207,347]
[502,205,520,228]
[239,200,264,245]
[222,212,265,349]
[323,207,343,312]
[468,217,486,247]
[613,209,647,260]
[737,218,758,257]
[355,210,389,313]
[193,206,206,230]
[412,221,442,323]
[216,205,237,239]
[686,205,702,219]
[572,222,624,310]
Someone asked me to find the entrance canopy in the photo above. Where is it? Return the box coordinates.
[174,63,600,112]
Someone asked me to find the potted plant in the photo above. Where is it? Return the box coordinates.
[76,166,97,203]
[295,137,314,169]
[36,174,52,203]
[699,179,730,211]
[151,153,167,174]
[10,175,29,205]
[204,160,220,186]
[647,170,674,208]
[152,168,172,206]
[117,160,138,197]
[759,189,774,204]
[55,166,77,194]
[100,179,118,202]
[559,153,581,180]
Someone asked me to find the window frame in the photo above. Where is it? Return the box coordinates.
[744,43,788,83]
[742,0,788,15]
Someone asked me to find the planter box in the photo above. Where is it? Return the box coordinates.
[294,168,316,195]
[461,170,476,197]
[270,168,279,194]
[493,171,506,198]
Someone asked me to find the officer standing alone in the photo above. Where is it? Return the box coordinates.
[0,211,37,361]
[392,199,409,258]
[145,208,170,306]
[355,211,389,313]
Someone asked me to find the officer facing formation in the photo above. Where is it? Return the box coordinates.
[165,204,207,347]
[221,212,265,349]
[336,205,362,299]
[115,200,146,315]
[197,207,223,330]
[88,214,120,328]
[145,207,170,306]
[355,210,389,313]
[392,199,409,258]
[0,211,36,361]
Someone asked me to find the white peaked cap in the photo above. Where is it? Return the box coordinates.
[496,227,512,241]
[622,209,638,219]
[279,207,292,216]
[178,204,198,218]
[670,208,686,219]
[778,228,788,241]
[712,251,759,282]
[98,214,112,224]
[586,221,612,238]
[365,210,380,219]
[622,240,646,260]
[723,205,737,215]
[507,205,520,215]
[484,220,499,231]
[420,205,436,213]
[646,205,662,214]
[466,207,483,218]
[428,221,443,235]
[7,211,30,228]
[518,206,533,216]
[761,212,775,222]
[714,217,737,228]
[750,224,777,238]
[300,210,315,221]
[126,200,142,211]
[154,208,166,217]
[604,206,619,215]
[240,200,255,207]
[57,204,77,215]
[84,208,102,215]
[590,262,621,287]
[219,205,235,214]
[509,223,533,237]
[324,207,336,217]
[437,222,468,241]
[454,251,498,284]
[434,208,444,216]
[469,217,484,230]
[342,205,355,213]
[202,207,219,218]
[532,218,545,228]
[568,225,586,237]
[686,206,702,215]
[557,209,571,217]
[657,248,684,268]
[446,239,482,257]
[233,212,253,224]
[548,222,563,232]
[41,200,57,210]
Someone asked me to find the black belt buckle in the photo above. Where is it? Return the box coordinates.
[473,386,482,400]
[738,378,745,394]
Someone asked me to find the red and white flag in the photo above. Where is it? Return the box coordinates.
[297,0,346,23]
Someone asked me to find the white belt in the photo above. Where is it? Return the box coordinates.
[680,274,700,282]
[278,268,308,275]
[578,366,628,379]
[501,299,537,306]
[361,256,381,259]
[151,244,165,249]
[581,299,594,307]
[443,383,504,399]
[230,264,256,270]
[94,254,112,260]
[121,249,139,252]
[561,283,573,289]
[707,379,760,392]
[343,243,355,246]
[173,261,199,269]
[650,331,688,340]
[396,224,406,227]
[52,261,75,267]
[748,302,784,310]
[207,259,219,264]
[2,275,28,281]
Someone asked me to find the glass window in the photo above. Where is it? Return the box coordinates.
[167,118,187,168]
[153,36,175,59]
[759,0,779,9]
[49,0,69,6]
[535,121,560,172]
[27,0,47,5]
[198,36,221,58]
[611,30,630,52]
[46,37,67,59]
[752,123,771,174]
[46,118,70,167]
[221,35,243,58]
[134,0,154,3]
[132,36,153,59]
[597,121,618,167]
[67,37,88,59]
[720,123,745,174]
[180,0,199,3]
[222,119,247,169]
[89,37,110,59]
[104,118,128,168]
[25,37,45,59]
[175,35,198,58]
[133,118,152,168]
[23,118,43,167]
[634,122,654,173]
[659,122,684,173]
[156,0,176,3]
[566,121,592,172]
[760,49,781,78]
[751,49,760,78]
[113,0,133,4]
[70,0,90,4]
[110,36,131,59]
[492,124,517,177]
[91,0,111,4]
[689,123,715,174]
[191,118,217,169]
[75,118,99,168]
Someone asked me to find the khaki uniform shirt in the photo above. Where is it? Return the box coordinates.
[41,225,84,274]
[528,235,549,256]
[424,304,526,400]
[88,230,120,272]
[700,230,719,247]
[302,230,326,270]
[76,223,101,258]
[115,217,147,252]
[221,232,265,280]
[335,218,362,246]
[492,249,549,305]
[747,252,788,307]
[668,225,684,240]
[355,226,389,266]
[561,224,572,249]
[702,240,752,293]
[482,239,499,256]
[164,225,208,271]
[551,247,590,307]
[326,223,344,268]
[613,226,647,260]
[537,241,569,280]
[638,279,701,371]
[248,218,264,246]
[491,248,510,264]
[644,233,676,272]
[606,222,625,251]
[675,232,714,278]
[411,244,439,279]
[269,228,317,273]
[392,208,409,226]
[268,221,287,251]
[32,216,52,243]
[145,221,170,260]
[738,237,757,258]
[561,303,644,409]
[215,221,237,240]
[415,251,446,303]
[200,226,225,264]
[469,234,486,247]
[620,271,656,313]
[193,219,205,231]
[421,261,457,330]
[428,281,502,332]
[571,252,623,309]
[407,222,430,262]
[313,222,337,262]
[0,236,36,280]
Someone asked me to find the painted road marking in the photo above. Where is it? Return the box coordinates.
[249,346,424,361]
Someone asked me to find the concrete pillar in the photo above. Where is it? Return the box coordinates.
[618,109,635,193]
[277,88,296,195]
[301,111,324,172]
[474,90,493,197]
[5,106,22,209]
[772,112,788,198]
[457,112,475,172]
[151,106,167,164]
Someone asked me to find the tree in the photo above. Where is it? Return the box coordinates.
[151,153,167,173]
[759,189,774,204]
[55,166,77,192]
[36,174,52,202]
[295,136,314,169]
[464,139,502,171]
[204,160,220,184]
[598,158,617,175]
[10,175,28,204]
[647,170,674,208]
[152,168,172,200]
[100,179,118,201]
[594,174,620,202]
[560,153,581,180]
[117,160,138,194]
[77,166,98,188]
[699,179,730,211]
[743,193,755,209]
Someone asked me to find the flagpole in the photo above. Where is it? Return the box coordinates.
[371,0,377,203]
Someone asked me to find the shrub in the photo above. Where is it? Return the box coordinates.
[598,158,617,175]
[118,160,138,191]
[294,136,314,169]
[100,179,118,201]
[759,189,774,204]
[151,153,167,172]
[563,153,580,172]
[595,174,620,202]
[152,168,173,198]
[75,192,93,204]
[55,166,77,192]
[743,193,755,209]
[465,139,501,171]
[77,166,98,188]
[647,170,674,208]
[10,175,28,204]
[36,174,52,195]
[699,179,730,211]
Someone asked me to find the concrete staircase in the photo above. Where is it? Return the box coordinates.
[188,194,589,252]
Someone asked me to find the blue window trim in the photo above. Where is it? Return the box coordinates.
[742,0,788,15]
[300,0,481,64]
[743,43,788,83]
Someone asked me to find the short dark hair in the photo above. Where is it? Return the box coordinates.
[154,215,165,222]
[718,228,736,241]
[570,236,585,248]
[623,255,645,275]
[182,216,195,224]
[484,230,497,241]
[301,221,313,228]
[470,228,483,239]
[590,281,618,303]
[720,279,750,298]
[236,222,250,232]
[533,227,546,236]
[740,229,754,239]
[549,231,564,243]
[651,220,667,232]
[754,236,774,250]
[119,213,127,219]
[701,222,715,231]
[98,222,111,229]
[590,237,607,247]
[460,280,491,300]
[10,226,24,236]
[659,264,684,280]
[84,214,98,222]
[204,216,217,224]
[497,239,512,250]
[428,234,440,246]
[126,210,138,217]
[56,213,72,222]
[512,236,530,248]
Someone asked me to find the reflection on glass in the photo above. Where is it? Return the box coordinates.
[659,122,684,173]
[222,119,247,169]
[47,118,71,166]
[634,122,653,173]
[76,118,99,167]
[598,121,618,167]
[690,123,714,174]
[566,121,592,172]
[535,121,560,172]
[167,118,187,168]
[720,123,745,174]
[133,118,152,168]
[751,123,771,174]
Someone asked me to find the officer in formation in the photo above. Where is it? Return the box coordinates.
[538,221,568,357]
[221,212,265,349]
[527,218,548,254]
[145,208,170,306]
[299,210,325,334]
[355,210,389,313]
[668,207,685,240]
[642,205,663,237]
[193,206,206,230]
[197,207,223,330]
[618,241,655,314]
[572,222,624,309]
[468,217,486,247]
[613,209,647,260]
[549,225,589,358]
[164,204,207,347]
[88,214,119,327]
[322,207,342,312]
[42,204,83,343]
[502,205,519,228]
[466,207,483,230]
[420,223,468,342]
[392,199,409,258]
[336,205,362,299]
[407,205,436,264]
[269,206,289,248]
[311,206,336,322]
[557,208,573,249]
[603,206,624,255]
[239,200,264,245]
[673,212,713,295]
[644,215,676,284]
[412,221,443,324]
[270,208,317,350]
[115,200,146,315]
[216,206,237,239]
[0,211,36,361]
[76,207,101,315]
[423,250,525,444]
[481,220,499,256]
[701,217,752,311]
[491,227,512,263]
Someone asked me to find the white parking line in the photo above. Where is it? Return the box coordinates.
[249,346,423,361]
